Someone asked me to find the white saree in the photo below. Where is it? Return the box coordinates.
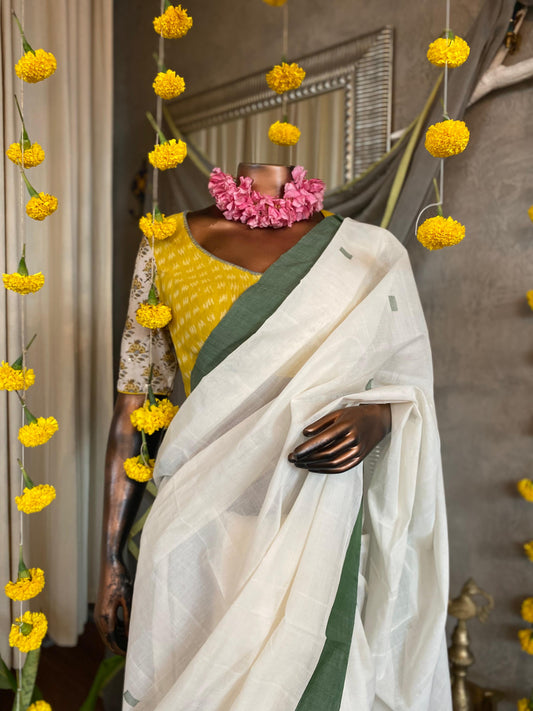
[123,217,451,711]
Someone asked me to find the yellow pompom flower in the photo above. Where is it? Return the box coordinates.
[15,49,57,83]
[3,272,45,294]
[148,139,187,171]
[527,291,533,311]
[427,35,470,68]
[268,121,301,146]
[139,212,178,241]
[517,700,531,711]
[416,215,465,250]
[5,567,45,601]
[262,0,288,5]
[153,5,193,39]
[15,484,56,514]
[6,142,45,168]
[518,479,533,502]
[27,702,52,711]
[136,303,172,329]
[519,629,533,655]
[522,598,533,624]
[9,611,48,652]
[425,120,470,158]
[153,70,186,100]
[266,62,306,94]
[524,541,533,562]
[130,398,179,435]
[18,416,59,447]
[124,456,155,483]
[0,361,35,391]
[26,192,58,221]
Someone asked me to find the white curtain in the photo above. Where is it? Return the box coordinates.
[0,0,113,661]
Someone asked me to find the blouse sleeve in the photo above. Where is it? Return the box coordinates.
[116,236,178,396]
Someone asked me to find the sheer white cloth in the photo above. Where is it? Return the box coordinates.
[123,218,451,710]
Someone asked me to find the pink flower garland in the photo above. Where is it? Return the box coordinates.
[208,166,325,229]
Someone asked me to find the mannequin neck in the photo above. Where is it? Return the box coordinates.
[236,163,293,198]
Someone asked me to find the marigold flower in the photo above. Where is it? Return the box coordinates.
[522,598,533,624]
[148,139,187,171]
[518,479,533,502]
[9,611,48,652]
[6,142,45,168]
[153,5,193,39]
[139,213,178,241]
[27,703,52,711]
[18,416,59,447]
[268,121,301,146]
[153,70,186,100]
[524,541,533,562]
[15,49,57,83]
[0,362,35,391]
[528,206,533,223]
[425,120,470,158]
[136,303,172,329]
[26,193,58,221]
[3,272,45,294]
[5,567,45,601]
[124,456,155,483]
[130,398,179,435]
[416,215,465,250]
[262,0,288,5]
[517,699,531,711]
[527,291,533,311]
[427,35,470,67]
[15,484,56,514]
[266,62,306,94]
[519,628,533,655]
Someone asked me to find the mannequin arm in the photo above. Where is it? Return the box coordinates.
[95,392,146,655]
[288,403,391,473]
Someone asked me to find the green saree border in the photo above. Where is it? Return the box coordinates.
[190,214,343,391]
[296,504,363,711]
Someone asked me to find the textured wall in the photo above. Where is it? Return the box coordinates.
[113,1,533,705]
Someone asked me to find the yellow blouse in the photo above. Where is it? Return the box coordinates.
[152,212,260,396]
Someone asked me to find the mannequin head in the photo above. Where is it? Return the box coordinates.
[236,163,293,197]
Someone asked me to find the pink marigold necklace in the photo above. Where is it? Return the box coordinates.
[208,166,326,229]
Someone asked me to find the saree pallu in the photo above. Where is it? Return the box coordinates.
[123,217,451,711]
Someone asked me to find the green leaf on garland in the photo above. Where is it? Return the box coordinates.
[79,655,125,711]
[0,653,17,691]
[17,648,40,710]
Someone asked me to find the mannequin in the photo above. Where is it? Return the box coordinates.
[95,163,391,655]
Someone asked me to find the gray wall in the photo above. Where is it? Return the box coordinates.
[113,1,533,706]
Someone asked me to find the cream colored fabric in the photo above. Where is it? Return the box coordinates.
[0,0,113,656]
[123,218,450,710]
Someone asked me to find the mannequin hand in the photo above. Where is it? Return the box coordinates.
[288,403,391,473]
[94,557,132,656]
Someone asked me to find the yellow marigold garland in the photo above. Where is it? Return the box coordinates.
[6,142,45,168]
[136,302,172,329]
[130,398,179,435]
[524,541,533,562]
[518,479,533,502]
[26,192,58,221]
[425,120,470,158]
[266,62,306,94]
[416,215,465,250]
[522,598,533,624]
[527,291,533,311]
[153,70,186,100]
[18,416,59,447]
[0,362,35,391]
[518,700,532,711]
[519,629,533,655]
[5,567,45,601]
[427,35,470,68]
[124,456,155,483]
[15,484,56,514]
[148,139,187,171]
[15,48,57,83]
[9,611,48,653]
[139,213,178,241]
[153,5,193,39]
[268,121,301,146]
[27,703,52,711]
[3,271,45,294]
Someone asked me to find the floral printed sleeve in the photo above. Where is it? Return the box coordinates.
[117,237,177,396]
